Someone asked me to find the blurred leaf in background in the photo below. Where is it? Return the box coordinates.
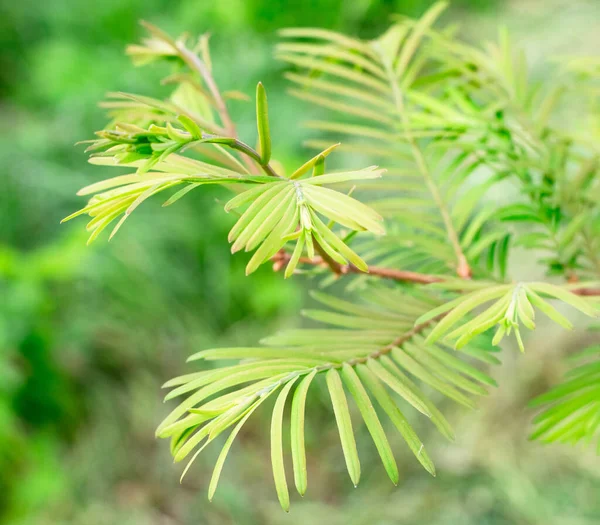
[1,0,600,524]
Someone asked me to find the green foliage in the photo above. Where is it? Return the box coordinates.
[158,288,501,502]
[61,1,600,512]
[416,281,598,351]
[278,2,600,282]
[530,326,600,449]
[63,23,386,275]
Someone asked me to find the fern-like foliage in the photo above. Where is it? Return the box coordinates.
[62,24,385,275]
[416,281,598,351]
[277,2,504,280]
[62,3,600,512]
[530,325,600,449]
[277,1,600,283]
[157,288,500,509]
[157,282,597,508]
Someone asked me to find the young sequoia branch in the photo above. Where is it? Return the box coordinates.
[377,54,472,280]
[176,46,280,178]
[66,8,600,509]
[166,29,261,176]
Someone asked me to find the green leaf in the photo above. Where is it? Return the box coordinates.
[162,183,201,206]
[245,198,298,275]
[208,399,267,501]
[271,377,298,512]
[341,364,399,485]
[207,396,259,440]
[189,347,334,363]
[179,439,211,483]
[424,285,513,343]
[302,167,384,186]
[356,364,435,476]
[414,293,469,325]
[529,339,600,448]
[157,365,307,436]
[311,228,349,267]
[395,1,449,76]
[166,360,312,399]
[379,356,454,441]
[516,286,536,330]
[289,88,396,126]
[366,358,431,417]
[446,293,512,347]
[310,212,370,271]
[326,369,361,486]
[420,341,497,387]
[391,348,477,408]
[526,289,573,330]
[284,72,396,111]
[243,190,295,251]
[177,114,204,139]
[312,154,325,177]
[224,184,273,212]
[276,53,390,95]
[277,42,387,79]
[278,27,377,58]
[285,232,305,278]
[289,143,340,180]
[228,183,289,248]
[256,82,272,164]
[528,282,598,318]
[302,178,386,232]
[290,369,317,496]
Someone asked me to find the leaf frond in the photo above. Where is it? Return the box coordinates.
[530,334,600,449]
[159,288,499,508]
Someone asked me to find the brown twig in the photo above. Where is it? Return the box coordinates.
[272,250,443,285]
[569,287,600,297]
[271,250,600,295]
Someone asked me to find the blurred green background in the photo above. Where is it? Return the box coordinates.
[1,1,600,523]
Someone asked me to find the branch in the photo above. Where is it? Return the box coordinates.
[176,44,237,138]
[377,51,471,279]
[201,134,281,178]
[175,41,264,176]
[570,286,600,297]
[177,48,282,179]
[272,250,443,284]
[271,251,600,296]
[346,315,443,366]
